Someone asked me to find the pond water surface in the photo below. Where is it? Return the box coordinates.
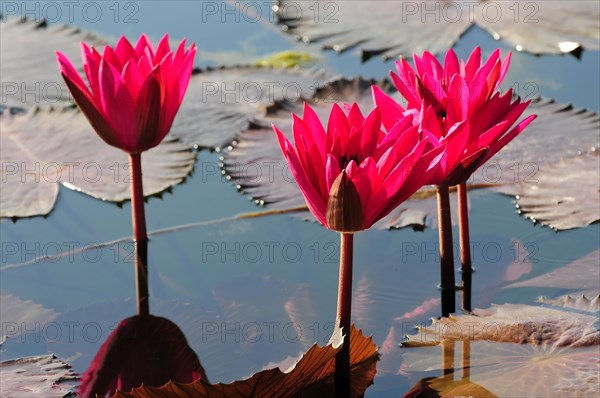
[1,1,599,397]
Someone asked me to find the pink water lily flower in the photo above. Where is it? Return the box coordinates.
[373,47,537,185]
[56,34,196,153]
[273,103,443,231]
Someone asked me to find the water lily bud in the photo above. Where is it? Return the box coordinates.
[326,170,365,233]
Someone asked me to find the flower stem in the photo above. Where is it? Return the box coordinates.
[436,185,455,317]
[457,183,472,312]
[129,153,149,317]
[335,232,353,397]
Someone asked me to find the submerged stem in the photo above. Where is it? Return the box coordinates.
[458,182,472,312]
[436,185,456,317]
[335,232,354,397]
[129,153,149,317]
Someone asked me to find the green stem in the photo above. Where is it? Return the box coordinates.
[335,232,353,397]
[436,185,456,317]
[129,153,149,317]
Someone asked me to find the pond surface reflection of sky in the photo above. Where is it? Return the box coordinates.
[1,1,599,396]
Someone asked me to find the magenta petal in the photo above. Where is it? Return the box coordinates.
[102,45,123,73]
[274,125,327,226]
[444,49,460,83]
[135,34,154,58]
[498,52,512,88]
[464,47,482,80]
[327,104,350,155]
[302,103,327,159]
[371,85,405,131]
[325,154,341,193]
[56,51,92,97]
[154,33,171,64]
[378,114,415,150]
[359,107,381,156]
[114,36,137,64]
[485,114,537,163]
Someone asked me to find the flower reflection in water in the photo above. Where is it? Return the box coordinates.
[78,313,207,397]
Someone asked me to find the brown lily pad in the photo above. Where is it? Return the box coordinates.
[111,325,378,398]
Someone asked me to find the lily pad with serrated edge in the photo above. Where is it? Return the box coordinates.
[401,340,600,397]
[273,0,600,61]
[0,17,105,109]
[402,302,599,348]
[0,106,196,219]
[0,354,79,398]
[170,66,332,150]
[515,151,600,230]
[505,249,600,293]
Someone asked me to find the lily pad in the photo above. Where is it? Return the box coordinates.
[111,325,378,398]
[402,340,600,397]
[0,292,59,345]
[274,0,600,60]
[171,66,331,150]
[0,354,79,398]
[403,303,600,347]
[505,250,600,294]
[0,17,105,109]
[473,98,600,195]
[538,295,600,312]
[0,107,196,218]
[515,151,600,230]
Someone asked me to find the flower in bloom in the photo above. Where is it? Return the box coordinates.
[372,47,537,185]
[273,103,444,231]
[78,315,207,397]
[57,34,196,153]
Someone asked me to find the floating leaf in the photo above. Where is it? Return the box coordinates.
[0,354,79,397]
[0,107,196,218]
[273,0,600,60]
[538,295,600,312]
[255,51,317,69]
[0,292,59,345]
[0,17,105,109]
[403,303,600,347]
[171,66,331,150]
[475,98,600,195]
[505,250,600,294]
[474,1,600,56]
[402,340,600,397]
[515,151,600,230]
[111,325,378,398]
